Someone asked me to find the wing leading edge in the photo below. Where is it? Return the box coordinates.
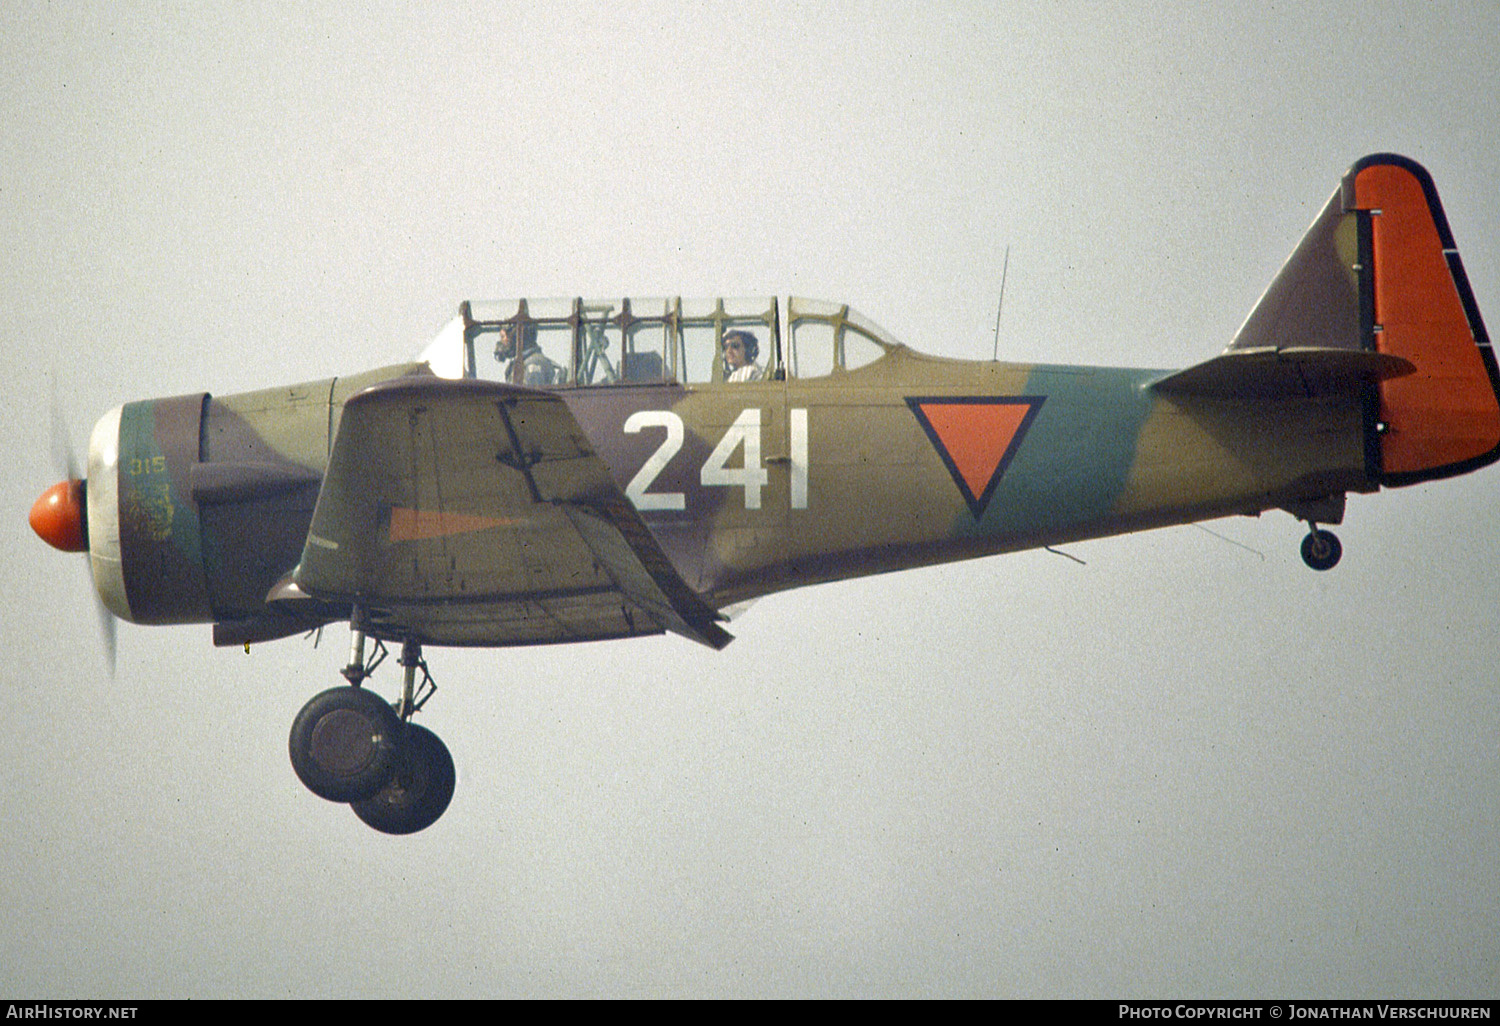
[293,375,731,650]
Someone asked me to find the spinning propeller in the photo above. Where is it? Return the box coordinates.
[31,402,117,672]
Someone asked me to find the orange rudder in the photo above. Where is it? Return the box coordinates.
[1350,155,1500,484]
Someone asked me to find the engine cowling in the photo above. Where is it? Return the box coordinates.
[87,394,214,625]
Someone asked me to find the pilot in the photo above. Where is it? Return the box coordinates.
[494,322,564,386]
[721,329,763,382]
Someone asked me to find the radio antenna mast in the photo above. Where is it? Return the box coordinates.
[991,245,1010,361]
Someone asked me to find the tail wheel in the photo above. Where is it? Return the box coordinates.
[351,723,456,835]
[289,686,403,803]
[1300,529,1342,571]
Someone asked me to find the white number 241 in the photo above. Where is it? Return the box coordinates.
[623,408,808,511]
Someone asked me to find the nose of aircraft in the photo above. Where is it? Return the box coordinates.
[30,479,87,552]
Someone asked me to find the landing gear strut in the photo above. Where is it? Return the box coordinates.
[289,625,455,834]
[1300,524,1342,571]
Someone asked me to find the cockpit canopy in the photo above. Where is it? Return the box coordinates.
[419,297,901,386]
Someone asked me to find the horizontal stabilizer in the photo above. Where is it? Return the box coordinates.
[1151,346,1414,399]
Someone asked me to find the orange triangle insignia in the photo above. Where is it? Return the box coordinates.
[906,396,1045,518]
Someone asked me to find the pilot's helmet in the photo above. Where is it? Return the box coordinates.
[494,321,539,361]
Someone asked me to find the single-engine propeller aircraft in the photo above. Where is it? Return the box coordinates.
[30,155,1500,834]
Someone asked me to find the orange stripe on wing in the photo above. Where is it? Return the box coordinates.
[388,507,519,542]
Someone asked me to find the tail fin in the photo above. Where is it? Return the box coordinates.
[1154,154,1500,486]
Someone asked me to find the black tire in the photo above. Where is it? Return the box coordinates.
[288,687,402,803]
[1301,529,1342,571]
[351,723,456,835]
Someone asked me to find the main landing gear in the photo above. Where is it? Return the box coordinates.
[288,628,455,835]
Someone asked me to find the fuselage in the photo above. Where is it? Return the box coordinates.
[80,332,1371,644]
[569,347,1368,606]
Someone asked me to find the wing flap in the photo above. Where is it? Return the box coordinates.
[294,376,730,649]
[564,498,732,650]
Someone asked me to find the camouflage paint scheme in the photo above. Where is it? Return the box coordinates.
[76,155,1500,654]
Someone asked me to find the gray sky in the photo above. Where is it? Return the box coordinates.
[3,1,1497,998]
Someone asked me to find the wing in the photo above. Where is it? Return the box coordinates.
[293,375,731,649]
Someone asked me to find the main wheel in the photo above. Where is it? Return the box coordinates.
[1300,529,1342,571]
[352,723,456,835]
[289,687,403,803]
